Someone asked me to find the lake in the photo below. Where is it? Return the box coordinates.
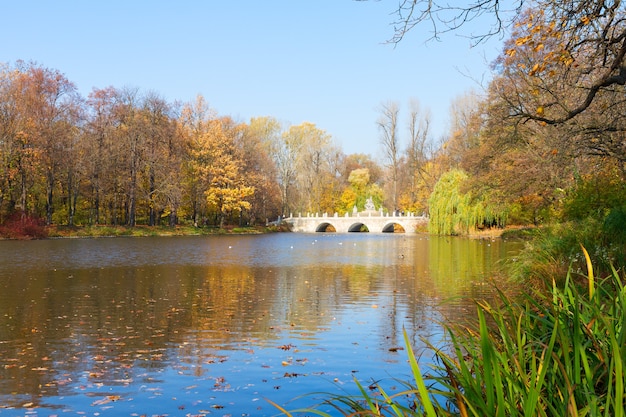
[0,233,521,416]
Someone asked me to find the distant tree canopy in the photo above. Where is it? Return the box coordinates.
[3,0,626,237]
[0,61,356,228]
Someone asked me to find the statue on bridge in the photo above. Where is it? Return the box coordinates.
[364,196,376,211]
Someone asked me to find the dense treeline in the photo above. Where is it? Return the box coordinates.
[0,61,379,229]
[1,0,625,248]
[0,60,436,231]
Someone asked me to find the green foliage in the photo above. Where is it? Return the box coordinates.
[511,203,626,286]
[561,168,626,221]
[428,169,469,235]
[428,169,506,235]
[431,263,626,417]
[603,205,626,244]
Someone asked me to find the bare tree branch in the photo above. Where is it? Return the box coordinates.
[383,0,525,45]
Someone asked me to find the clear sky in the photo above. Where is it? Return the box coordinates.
[2,1,505,157]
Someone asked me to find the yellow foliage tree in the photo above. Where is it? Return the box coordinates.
[191,118,254,228]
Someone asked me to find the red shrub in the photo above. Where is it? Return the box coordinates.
[0,213,48,239]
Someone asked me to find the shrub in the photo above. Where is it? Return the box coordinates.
[561,167,626,222]
[0,213,48,239]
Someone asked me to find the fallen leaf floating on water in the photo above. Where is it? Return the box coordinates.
[388,347,404,352]
[91,395,121,406]
[283,372,304,378]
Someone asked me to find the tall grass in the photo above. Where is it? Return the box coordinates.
[277,252,626,416]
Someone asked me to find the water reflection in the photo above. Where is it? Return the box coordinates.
[0,234,520,415]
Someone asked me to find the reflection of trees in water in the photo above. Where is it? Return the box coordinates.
[0,266,195,407]
[427,236,520,329]
[0,236,520,408]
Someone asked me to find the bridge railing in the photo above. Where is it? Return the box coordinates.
[285,211,427,219]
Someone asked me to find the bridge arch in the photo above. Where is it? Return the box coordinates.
[382,222,406,233]
[315,222,337,232]
[348,222,369,232]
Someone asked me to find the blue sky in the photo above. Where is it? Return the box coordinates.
[2,1,505,156]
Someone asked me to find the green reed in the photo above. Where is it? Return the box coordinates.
[277,249,625,416]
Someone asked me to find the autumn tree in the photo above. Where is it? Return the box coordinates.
[179,95,217,226]
[185,114,254,229]
[0,62,82,225]
[493,3,626,171]
[318,145,345,214]
[341,153,384,186]
[137,92,181,226]
[202,118,254,228]
[379,0,625,122]
[114,87,147,226]
[243,117,282,224]
[0,63,24,218]
[337,153,384,214]
[377,101,401,211]
[338,168,384,214]
[27,66,81,225]
[294,122,336,214]
[398,99,433,214]
[347,168,370,212]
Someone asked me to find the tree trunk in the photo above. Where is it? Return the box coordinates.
[46,171,54,225]
[148,171,156,226]
[169,206,177,227]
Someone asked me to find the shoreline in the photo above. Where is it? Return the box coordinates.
[1,224,289,240]
[1,222,536,240]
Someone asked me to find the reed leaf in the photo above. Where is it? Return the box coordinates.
[403,329,438,417]
[580,244,595,298]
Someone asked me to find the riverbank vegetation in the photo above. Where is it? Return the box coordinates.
[277,256,625,416]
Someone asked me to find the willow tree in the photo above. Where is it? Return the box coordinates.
[428,169,470,235]
[428,169,506,235]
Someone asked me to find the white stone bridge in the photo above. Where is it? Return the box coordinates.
[284,211,428,233]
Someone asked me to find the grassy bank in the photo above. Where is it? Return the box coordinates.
[45,224,290,238]
[0,217,290,239]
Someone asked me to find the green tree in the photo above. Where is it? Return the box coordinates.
[428,169,470,235]
[428,168,506,234]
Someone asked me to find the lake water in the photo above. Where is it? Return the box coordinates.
[0,233,520,416]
